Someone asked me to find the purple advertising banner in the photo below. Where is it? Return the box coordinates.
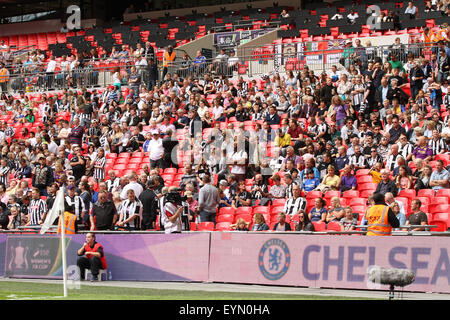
[3,233,211,282]
[209,233,450,293]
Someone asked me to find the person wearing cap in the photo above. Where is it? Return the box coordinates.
[184,190,198,223]
[31,156,54,196]
[65,184,86,231]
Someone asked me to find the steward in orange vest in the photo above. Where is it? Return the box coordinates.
[76,232,107,281]
[365,193,399,236]
[57,211,76,234]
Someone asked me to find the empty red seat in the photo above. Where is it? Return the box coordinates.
[429,220,448,232]
[348,198,366,207]
[326,221,341,231]
[253,206,270,215]
[417,189,435,199]
[235,207,253,216]
[270,206,285,215]
[431,213,450,228]
[436,189,450,198]
[398,189,416,200]
[430,204,450,215]
[216,214,234,223]
[342,190,360,199]
[197,222,214,231]
[271,199,286,207]
[306,191,322,199]
[324,190,340,199]
[312,221,326,231]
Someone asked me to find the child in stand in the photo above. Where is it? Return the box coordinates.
[301,169,320,195]
[230,218,250,231]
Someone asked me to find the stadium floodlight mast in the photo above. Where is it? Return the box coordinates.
[66,5,81,30]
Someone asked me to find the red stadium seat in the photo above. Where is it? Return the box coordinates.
[429,197,449,206]
[429,220,448,232]
[306,191,322,199]
[253,206,270,215]
[326,221,342,231]
[324,190,340,200]
[235,207,253,216]
[272,199,286,207]
[312,221,326,231]
[235,214,252,224]
[355,169,370,177]
[417,189,435,199]
[342,190,360,199]
[430,204,450,215]
[431,213,450,227]
[197,222,214,231]
[190,222,197,231]
[398,189,416,201]
[215,222,232,231]
[270,206,285,215]
[218,207,235,216]
[216,214,234,223]
[436,189,450,198]
[348,198,366,207]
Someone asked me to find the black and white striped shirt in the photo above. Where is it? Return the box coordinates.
[106,177,120,193]
[93,157,106,180]
[397,142,414,160]
[285,182,298,200]
[386,153,401,172]
[428,138,446,155]
[0,165,11,187]
[28,198,47,225]
[120,199,143,229]
[349,153,367,169]
[283,196,307,216]
[367,155,383,168]
[65,195,86,219]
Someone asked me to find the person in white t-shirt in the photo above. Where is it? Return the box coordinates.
[148,129,164,169]
[45,56,57,90]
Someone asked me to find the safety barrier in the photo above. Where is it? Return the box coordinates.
[1,233,450,293]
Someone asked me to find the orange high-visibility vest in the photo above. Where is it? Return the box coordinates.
[57,211,76,234]
[163,50,176,67]
[0,68,8,83]
[432,29,445,42]
[423,31,434,47]
[366,204,392,236]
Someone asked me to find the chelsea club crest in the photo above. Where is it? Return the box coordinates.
[258,239,290,280]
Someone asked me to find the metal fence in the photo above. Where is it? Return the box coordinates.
[5,63,151,92]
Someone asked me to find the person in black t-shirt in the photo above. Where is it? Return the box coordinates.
[232,180,251,208]
[69,145,86,183]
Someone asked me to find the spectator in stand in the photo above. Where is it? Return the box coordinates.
[326,197,345,223]
[198,175,220,224]
[340,165,357,193]
[403,199,428,231]
[412,136,433,162]
[309,198,327,223]
[272,212,291,231]
[340,207,357,231]
[390,201,406,230]
[295,211,315,231]
[251,213,269,231]
[430,160,450,192]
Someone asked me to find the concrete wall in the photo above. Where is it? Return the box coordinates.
[176,33,214,60]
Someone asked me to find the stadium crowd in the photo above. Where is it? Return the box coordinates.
[0,22,448,234]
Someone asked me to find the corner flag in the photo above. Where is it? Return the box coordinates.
[40,187,65,234]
